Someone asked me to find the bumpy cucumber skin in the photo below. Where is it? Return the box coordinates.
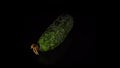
[37,14,74,52]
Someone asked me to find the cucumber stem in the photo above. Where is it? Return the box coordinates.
[30,43,39,55]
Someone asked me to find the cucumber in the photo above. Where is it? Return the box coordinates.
[38,14,74,52]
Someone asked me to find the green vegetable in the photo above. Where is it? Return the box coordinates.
[31,14,74,55]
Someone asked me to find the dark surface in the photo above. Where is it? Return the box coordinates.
[24,9,96,66]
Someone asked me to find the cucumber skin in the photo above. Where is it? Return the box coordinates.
[37,14,74,52]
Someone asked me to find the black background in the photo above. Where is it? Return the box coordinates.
[24,9,96,66]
